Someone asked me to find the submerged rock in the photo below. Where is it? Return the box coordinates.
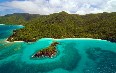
[32,42,59,58]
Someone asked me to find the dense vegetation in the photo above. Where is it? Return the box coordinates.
[32,42,58,58]
[0,11,116,42]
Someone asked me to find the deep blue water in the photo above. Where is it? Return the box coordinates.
[0,24,116,73]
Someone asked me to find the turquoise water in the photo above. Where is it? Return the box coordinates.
[0,25,116,73]
[0,25,24,39]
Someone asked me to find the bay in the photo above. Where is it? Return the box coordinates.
[0,24,116,73]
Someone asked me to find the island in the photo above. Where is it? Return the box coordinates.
[32,42,59,58]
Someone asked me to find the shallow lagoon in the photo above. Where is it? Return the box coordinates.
[0,25,116,73]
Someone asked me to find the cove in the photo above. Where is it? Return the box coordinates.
[0,25,116,73]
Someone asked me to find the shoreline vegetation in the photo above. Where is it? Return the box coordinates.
[32,42,59,58]
[0,11,116,42]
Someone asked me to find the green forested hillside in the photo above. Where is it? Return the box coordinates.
[0,11,116,42]
[0,13,40,24]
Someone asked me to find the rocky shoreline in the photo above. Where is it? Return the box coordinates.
[102,37,116,43]
[32,42,59,58]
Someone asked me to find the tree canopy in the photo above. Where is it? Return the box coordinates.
[0,12,116,42]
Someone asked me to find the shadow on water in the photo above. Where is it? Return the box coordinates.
[59,42,81,71]
[84,47,116,73]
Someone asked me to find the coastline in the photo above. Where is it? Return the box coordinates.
[5,38,109,43]
[0,24,5,25]
[3,24,114,43]
[54,38,107,41]
[5,38,24,43]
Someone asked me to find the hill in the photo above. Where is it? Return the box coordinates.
[0,11,116,42]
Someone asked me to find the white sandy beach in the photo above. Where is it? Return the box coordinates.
[54,38,107,41]
[6,40,24,43]
[5,38,24,43]
[0,24,5,25]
